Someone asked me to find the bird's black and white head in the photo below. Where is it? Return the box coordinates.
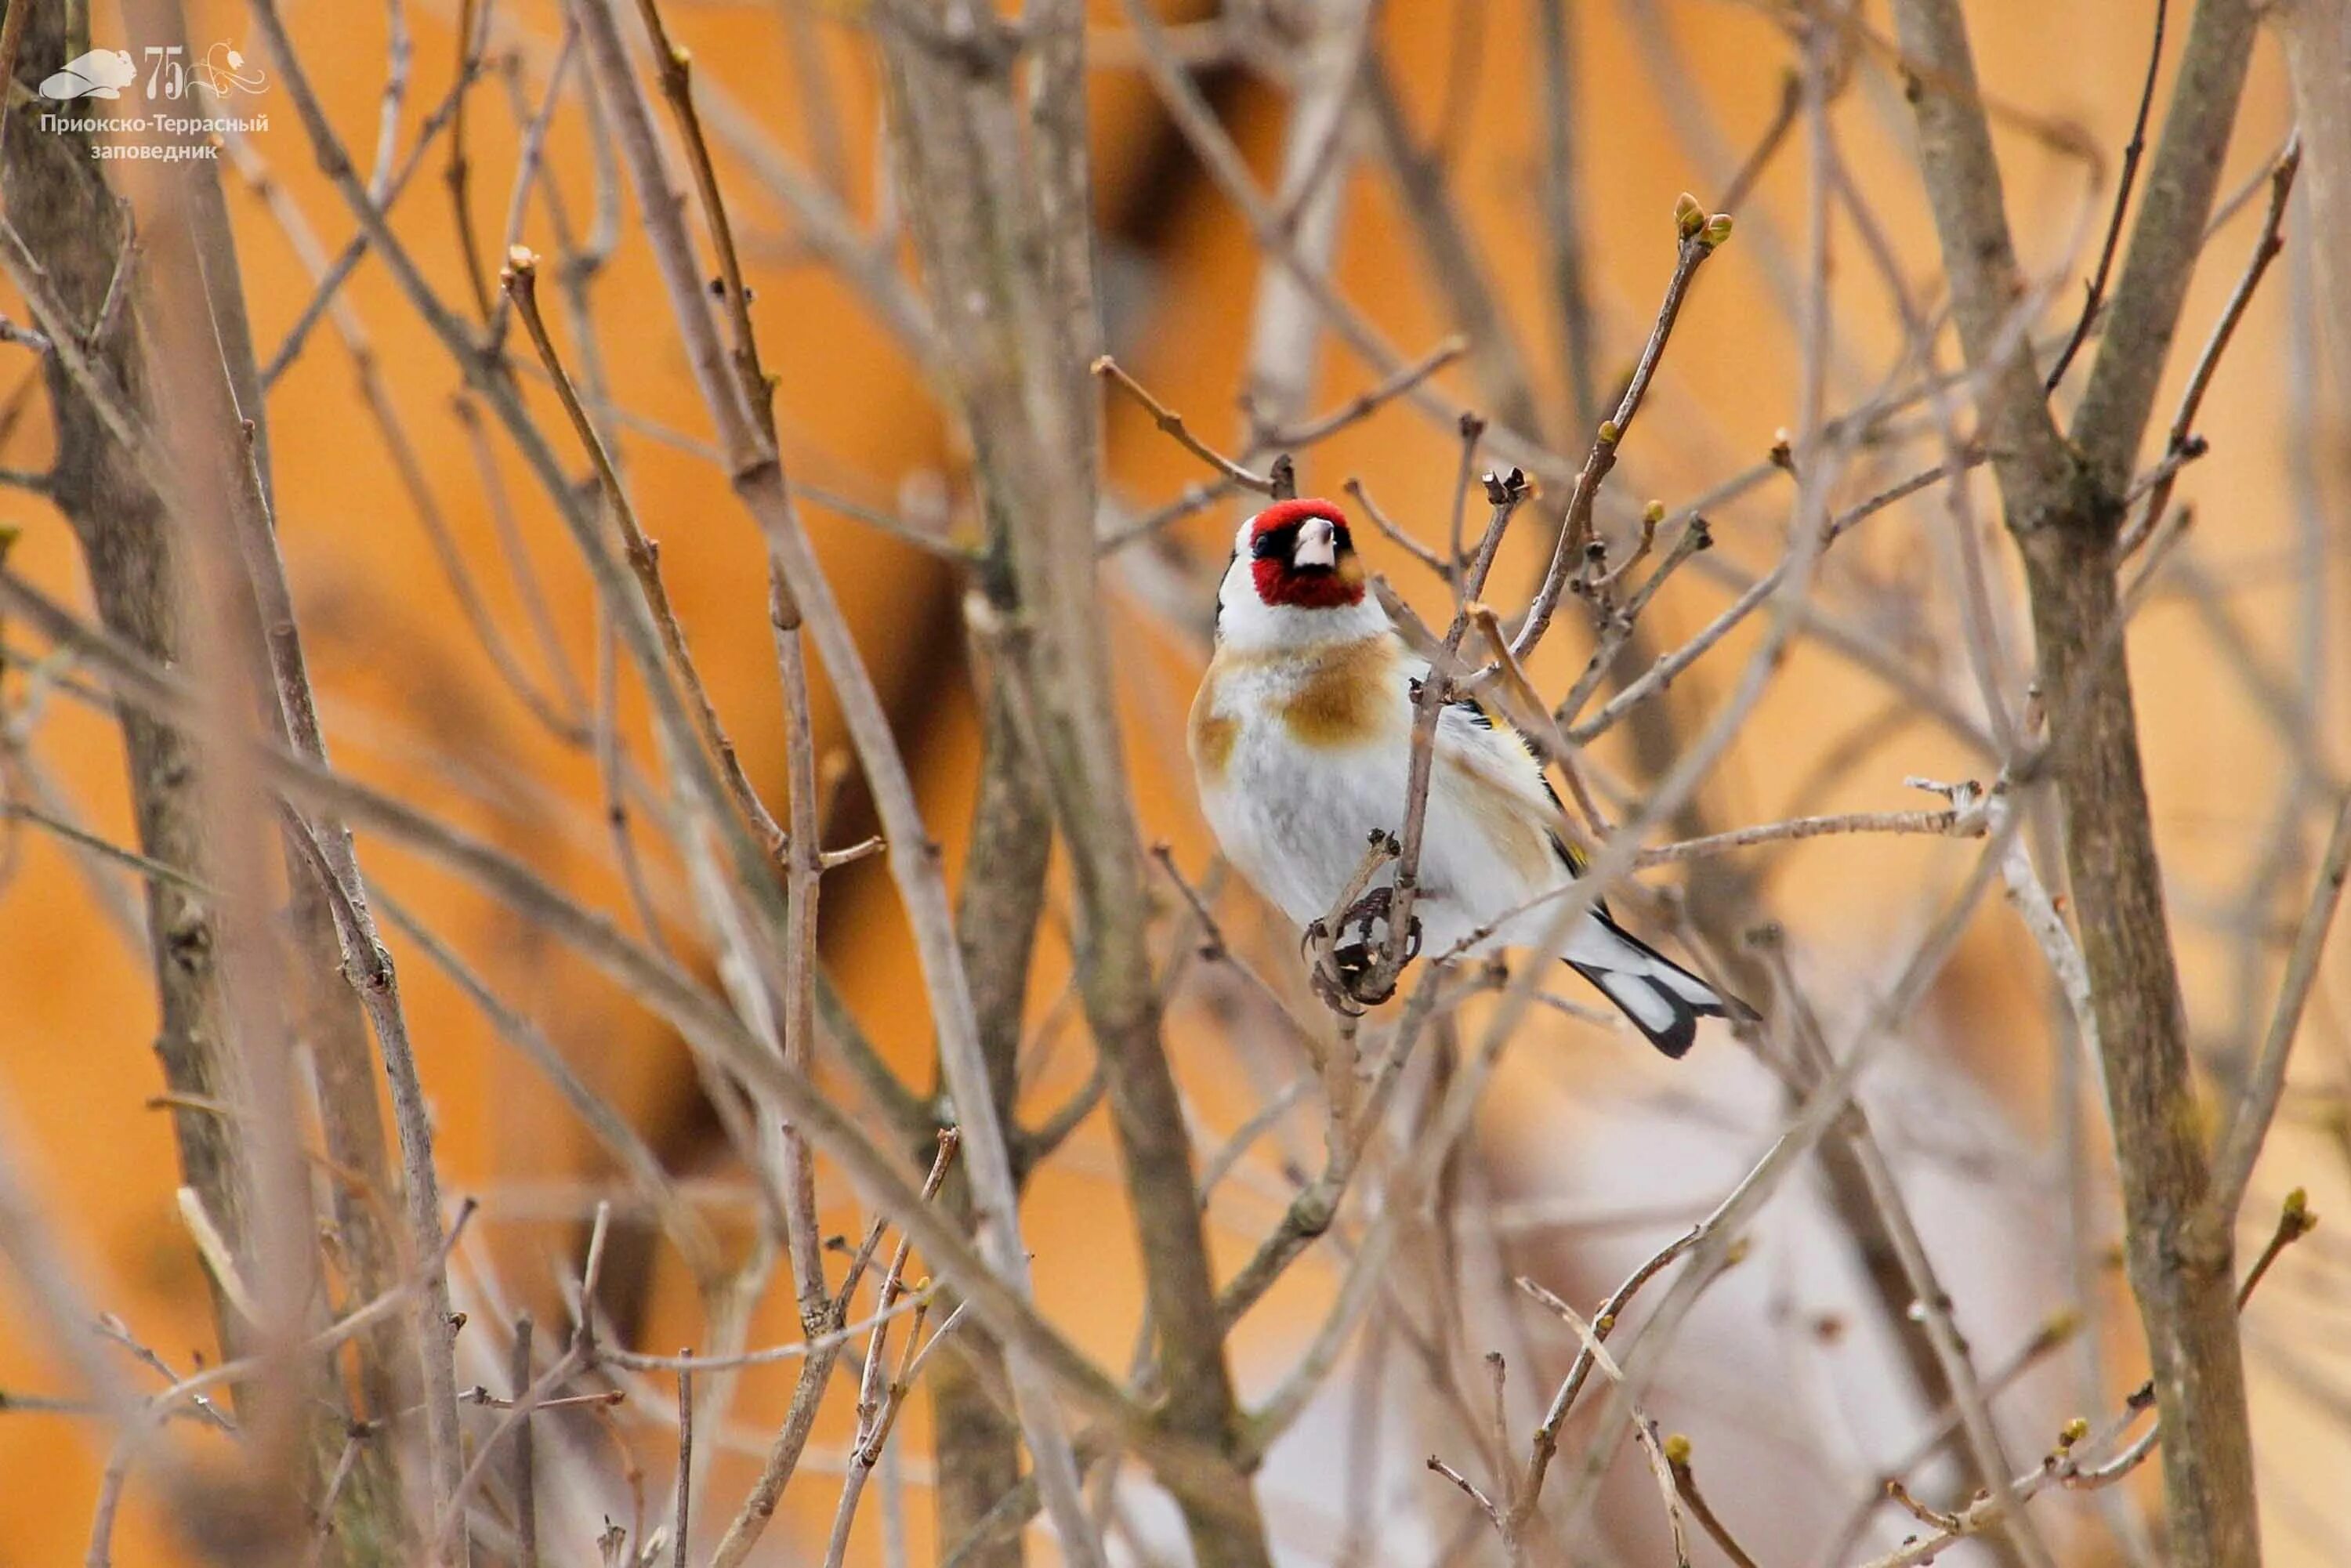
[1215,498,1386,650]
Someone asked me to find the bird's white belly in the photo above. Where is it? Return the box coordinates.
[1202,729,1404,932]
[1201,726,1569,958]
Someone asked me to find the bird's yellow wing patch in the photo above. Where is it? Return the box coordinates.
[1444,751,1556,873]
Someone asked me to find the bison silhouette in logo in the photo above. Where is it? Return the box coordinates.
[39,48,136,101]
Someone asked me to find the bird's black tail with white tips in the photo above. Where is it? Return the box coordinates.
[1566,911,1748,1058]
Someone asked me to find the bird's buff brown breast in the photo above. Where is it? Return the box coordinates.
[1191,636,1400,791]
[1278,637,1400,748]
[1188,679,1238,784]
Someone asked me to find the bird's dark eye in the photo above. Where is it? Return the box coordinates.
[1251,524,1295,561]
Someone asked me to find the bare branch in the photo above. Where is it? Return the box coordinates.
[1095,355,1282,495]
[2070,0,2262,488]
[2131,139,2301,536]
[2209,791,2351,1219]
[2045,0,2168,393]
[1515,197,1730,663]
[1664,1436,1760,1568]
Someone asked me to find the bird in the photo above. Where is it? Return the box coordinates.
[1187,496,1746,1056]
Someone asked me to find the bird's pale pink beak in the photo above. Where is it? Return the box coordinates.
[1292,516,1337,569]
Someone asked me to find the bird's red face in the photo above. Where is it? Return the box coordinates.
[1246,499,1364,610]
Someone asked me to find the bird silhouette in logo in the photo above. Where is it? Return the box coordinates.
[39,49,136,101]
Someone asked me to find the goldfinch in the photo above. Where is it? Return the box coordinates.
[1187,498,1743,1056]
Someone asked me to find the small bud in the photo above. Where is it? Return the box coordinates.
[1643,499,1665,527]
[1663,1433,1693,1466]
[2058,1417,2089,1449]
[502,244,539,281]
[2284,1186,2319,1237]
[1769,428,1794,469]
[1596,418,1621,444]
[1673,191,1704,240]
[1701,212,1735,248]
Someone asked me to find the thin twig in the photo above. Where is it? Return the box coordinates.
[1257,337,1466,448]
[1344,477,1452,581]
[1517,1280,1692,1568]
[2045,0,2167,393]
[603,1282,947,1373]
[501,248,788,856]
[820,1137,962,1564]
[1360,469,1531,1004]
[447,0,498,321]
[1093,476,1243,555]
[1633,806,1978,867]
[1509,1219,1732,1532]
[2209,790,2351,1219]
[1,799,210,893]
[483,17,581,357]
[2130,137,2301,539]
[259,56,482,388]
[1564,450,1979,741]
[368,0,412,199]
[673,1357,694,1568]
[1427,1454,1504,1529]
[1665,1436,1761,1568]
[1515,196,1730,663]
[432,1204,613,1560]
[1094,356,1281,494]
[512,1316,538,1568]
